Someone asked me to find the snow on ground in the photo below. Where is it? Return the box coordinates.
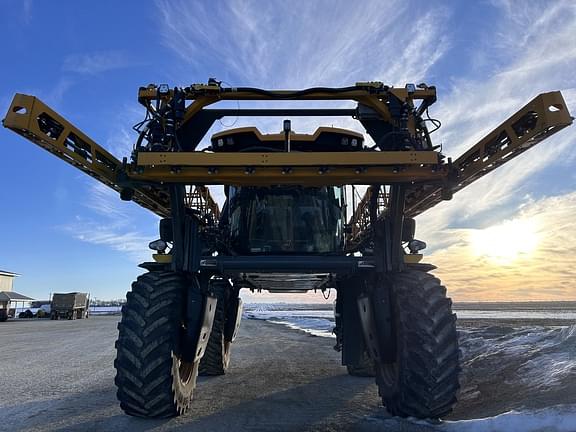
[244,307,335,337]
[245,303,576,431]
[89,306,122,314]
[251,313,576,391]
[456,310,576,320]
[437,405,576,432]
[459,324,576,390]
[365,405,576,431]
[267,318,334,338]
[246,305,576,391]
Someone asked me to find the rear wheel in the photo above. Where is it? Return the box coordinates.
[114,271,202,417]
[375,270,460,419]
[199,279,233,376]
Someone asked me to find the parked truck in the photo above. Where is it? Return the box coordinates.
[50,292,89,320]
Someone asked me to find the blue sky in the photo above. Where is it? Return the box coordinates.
[0,0,574,302]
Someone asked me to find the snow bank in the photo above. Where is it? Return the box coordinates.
[245,306,335,337]
[460,324,576,390]
[439,406,576,432]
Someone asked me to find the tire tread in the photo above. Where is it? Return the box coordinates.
[378,269,460,419]
[114,272,185,418]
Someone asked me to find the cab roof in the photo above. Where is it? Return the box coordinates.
[211,126,364,152]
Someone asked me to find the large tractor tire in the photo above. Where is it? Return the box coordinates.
[199,279,234,376]
[375,270,460,419]
[114,271,203,418]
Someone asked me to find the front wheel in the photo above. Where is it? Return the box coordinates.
[114,271,204,417]
[375,270,460,419]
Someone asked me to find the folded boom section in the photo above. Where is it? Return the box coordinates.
[404,91,573,217]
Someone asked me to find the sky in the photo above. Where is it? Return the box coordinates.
[0,0,574,302]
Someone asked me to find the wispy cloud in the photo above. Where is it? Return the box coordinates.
[155,0,450,87]
[60,101,155,261]
[62,51,140,75]
[44,77,75,107]
[154,0,451,149]
[154,1,575,214]
[13,77,76,110]
[83,182,131,220]
[418,0,576,250]
[62,182,156,263]
[103,102,143,158]
[66,217,153,263]
[22,0,32,24]
[435,1,576,158]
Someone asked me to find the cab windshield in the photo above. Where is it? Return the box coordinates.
[228,186,344,254]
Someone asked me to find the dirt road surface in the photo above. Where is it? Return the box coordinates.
[0,316,573,432]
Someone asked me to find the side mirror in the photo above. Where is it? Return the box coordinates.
[159,218,173,242]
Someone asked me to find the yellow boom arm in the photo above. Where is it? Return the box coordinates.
[404,91,573,217]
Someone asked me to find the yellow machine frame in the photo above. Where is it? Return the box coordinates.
[3,83,573,227]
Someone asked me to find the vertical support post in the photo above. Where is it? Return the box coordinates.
[388,184,406,272]
[169,184,203,274]
[169,185,187,272]
[365,185,406,363]
[371,184,406,274]
[370,185,387,273]
[283,119,291,152]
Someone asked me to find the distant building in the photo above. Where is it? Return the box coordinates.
[0,269,19,291]
[0,270,34,320]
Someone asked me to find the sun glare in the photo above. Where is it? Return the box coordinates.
[469,219,539,264]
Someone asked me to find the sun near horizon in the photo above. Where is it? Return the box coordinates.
[425,192,576,303]
[470,219,540,265]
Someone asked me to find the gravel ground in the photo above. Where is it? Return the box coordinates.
[0,316,573,432]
